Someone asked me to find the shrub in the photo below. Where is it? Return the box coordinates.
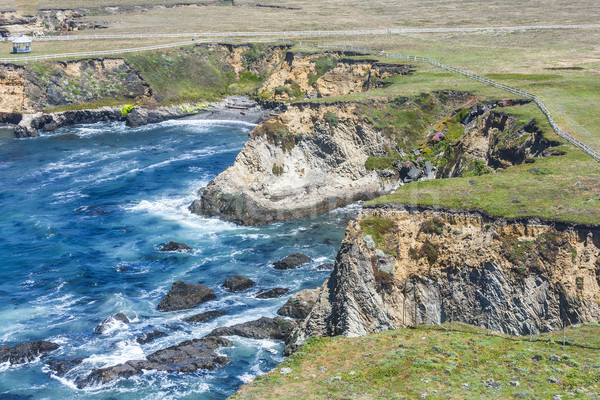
[121,104,135,117]
[324,112,339,127]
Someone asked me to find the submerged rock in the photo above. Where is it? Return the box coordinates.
[277,289,320,319]
[185,310,227,323]
[0,341,59,365]
[157,281,216,312]
[222,275,255,292]
[160,241,193,252]
[94,313,130,335]
[76,336,232,388]
[273,253,312,270]
[256,288,289,298]
[136,331,167,345]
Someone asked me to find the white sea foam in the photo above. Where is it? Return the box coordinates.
[238,372,255,383]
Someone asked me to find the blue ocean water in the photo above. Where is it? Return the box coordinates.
[0,120,356,399]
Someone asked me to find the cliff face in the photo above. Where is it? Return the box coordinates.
[297,205,600,343]
[194,102,400,225]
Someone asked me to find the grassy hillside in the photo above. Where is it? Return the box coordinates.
[232,323,600,399]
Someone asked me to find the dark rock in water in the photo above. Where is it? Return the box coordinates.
[157,281,216,312]
[0,341,59,365]
[76,336,232,388]
[160,241,193,252]
[47,357,84,376]
[256,288,289,298]
[314,263,334,270]
[277,289,320,319]
[94,313,130,335]
[136,330,167,345]
[209,316,297,342]
[222,275,255,292]
[273,253,312,270]
[185,310,226,323]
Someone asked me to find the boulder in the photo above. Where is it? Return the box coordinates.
[277,289,320,319]
[256,288,289,298]
[0,341,59,365]
[185,310,226,323]
[47,357,84,376]
[404,166,423,182]
[75,336,232,388]
[136,330,167,345]
[157,281,216,312]
[314,263,334,270]
[93,313,130,335]
[273,253,312,270]
[160,241,193,252]
[222,275,255,292]
[209,316,297,342]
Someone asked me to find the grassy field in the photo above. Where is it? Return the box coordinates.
[232,323,600,400]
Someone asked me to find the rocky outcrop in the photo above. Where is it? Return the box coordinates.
[75,336,232,388]
[277,289,320,319]
[93,313,130,335]
[159,241,193,252]
[136,330,167,344]
[256,288,289,298]
[0,341,59,365]
[273,253,312,270]
[209,317,297,343]
[157,281,216,312]
[297,205,600,345]
[223,275,255,292]
[194,102,402,225]
[259,52,412,102]
[47,358,84,376]
[185,310,227,323]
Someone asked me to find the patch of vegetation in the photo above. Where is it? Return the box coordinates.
[324,112,339,127]
[365,155,397,171]
[254,121,296,152]
[420,217,445,235]
[409,238,439,264]
[272,164,284,176]
[232,323,600,400]
[360,216,395,245]
[307,54,338,86]
[120,104,135,117]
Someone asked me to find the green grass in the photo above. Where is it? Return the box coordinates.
[232,323,600,400]
[368,145,600,225]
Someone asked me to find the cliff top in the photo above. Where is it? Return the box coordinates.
[232,323,600,399]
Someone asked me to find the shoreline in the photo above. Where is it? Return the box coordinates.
[9,96,284,138]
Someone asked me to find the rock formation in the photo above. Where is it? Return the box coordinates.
[157,281,216,312]
[0,341,59,365]
[296,205,600,346]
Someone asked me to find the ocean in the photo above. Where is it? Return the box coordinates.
[0,119,356,399]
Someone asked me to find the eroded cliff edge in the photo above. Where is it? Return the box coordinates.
[295,205,600,346]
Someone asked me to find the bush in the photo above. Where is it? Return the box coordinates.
[121,104,135,117]
[324,112,339,127]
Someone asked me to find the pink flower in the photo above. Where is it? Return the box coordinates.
[431,132,445,142]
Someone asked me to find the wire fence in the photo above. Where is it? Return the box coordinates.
[0,35,598,163]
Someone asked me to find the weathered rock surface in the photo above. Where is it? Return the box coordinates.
[47,357,84,376]
[209,317,298,343]
[160,241,193,252]
[157,281,216,312]
[94,313,130,335]
[136,330,167,345]
[194,102,403,225]
[297,205,600,345]
[0,341,59,365]
[256,288,289,298]
[273,253,312,270]
[222,275,255,292]
[277,289,320,319]
[185,310,227,323]
[75,336,232,388]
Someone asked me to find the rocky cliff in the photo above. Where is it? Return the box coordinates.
[195,92,560,225]
[194,101,402,225]
[296,205,600,345]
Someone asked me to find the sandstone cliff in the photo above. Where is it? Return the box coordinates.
[296,205,600,345]
[194,101,400,225]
